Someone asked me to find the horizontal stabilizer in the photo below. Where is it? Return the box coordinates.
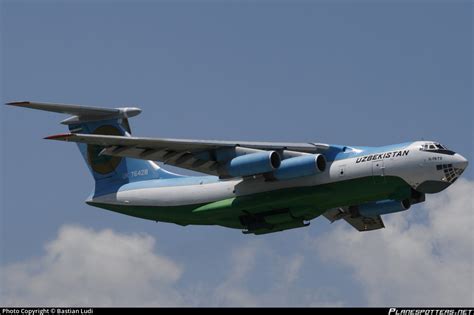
[6,101,141,124]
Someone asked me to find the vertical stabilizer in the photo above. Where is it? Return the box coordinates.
[6,101,183,197]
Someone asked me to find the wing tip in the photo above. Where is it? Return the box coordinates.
[44,133,74,141]
[5,101,30,106]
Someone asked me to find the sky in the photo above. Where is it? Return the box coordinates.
[1,0,473,307]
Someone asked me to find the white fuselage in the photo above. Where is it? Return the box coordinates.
[90,141,468,207]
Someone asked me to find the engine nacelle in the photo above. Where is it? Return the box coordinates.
[273,154,326,180]
[358,199,411,217]
[221,151,281,178]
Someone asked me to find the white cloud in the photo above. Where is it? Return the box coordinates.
[0,225,338,307]
[314,178,474,306]
[211,241,262,306]
[207,241,342,307]
[0,225,183,306]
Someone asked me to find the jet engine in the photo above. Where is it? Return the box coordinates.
[272,154,326,180]
[356,199,411,217]
[220,151,281,178]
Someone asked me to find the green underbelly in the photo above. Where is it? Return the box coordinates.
[88,175,412,228]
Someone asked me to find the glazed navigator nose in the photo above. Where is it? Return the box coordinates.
[454,153,469,171]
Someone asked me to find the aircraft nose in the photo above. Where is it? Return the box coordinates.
[454,153,469,171]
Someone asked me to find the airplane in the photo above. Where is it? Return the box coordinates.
[6,101,469,235]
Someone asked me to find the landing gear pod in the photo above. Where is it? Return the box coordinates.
[357,199,411,217]
[221,151,281,178]
[272,154,326,180]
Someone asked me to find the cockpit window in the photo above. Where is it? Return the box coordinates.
[420,142,454,155]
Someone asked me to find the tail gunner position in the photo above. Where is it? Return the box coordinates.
[7,101,469,235]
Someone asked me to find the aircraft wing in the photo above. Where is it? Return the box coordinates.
[45,133,330,176]
[323,207,385,232]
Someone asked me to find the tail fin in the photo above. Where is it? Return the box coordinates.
[6,101,182,197]
[68,118,163,196]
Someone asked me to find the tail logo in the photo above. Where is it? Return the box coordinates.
[87,125,123,174]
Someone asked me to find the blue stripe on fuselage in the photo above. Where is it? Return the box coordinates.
[118,175,220,192]
[333,142,413,161]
